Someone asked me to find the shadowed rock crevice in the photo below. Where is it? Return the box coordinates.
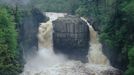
[18,8,48,60]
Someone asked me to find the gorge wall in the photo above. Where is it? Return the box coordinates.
[18,8,48,60]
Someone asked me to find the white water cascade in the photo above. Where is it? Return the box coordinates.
[81,17,110,65]
[20,12,119,75]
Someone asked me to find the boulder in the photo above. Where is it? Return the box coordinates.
[52,15,89,62]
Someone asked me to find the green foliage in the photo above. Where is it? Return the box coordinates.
[125,67,134,75]
[0,7,22,75]
[31,0,80,14]
[100,0,134,72]
[125,47,134,75]
[128,47,134,67]
[76,0,116,30]
[122,0,134,16]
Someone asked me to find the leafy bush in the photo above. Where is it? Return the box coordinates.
[0,7,22,75]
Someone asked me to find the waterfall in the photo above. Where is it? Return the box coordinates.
[88,22,110,65]
[38,12,67,49]
[38,21,53,49]
[81,18,110,65]
[20,12,120,75]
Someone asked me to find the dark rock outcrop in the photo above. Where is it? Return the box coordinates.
[101,68,123,75]
[52,15,89,62]
[18,8,48,60]
[102,41,128,71]
[87,17,101,32]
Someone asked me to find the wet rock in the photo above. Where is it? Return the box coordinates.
[102,41,128,71]
[87,17,100,32]
[18,8,48,60]
[101,68,122,75]
[52,15,89,62]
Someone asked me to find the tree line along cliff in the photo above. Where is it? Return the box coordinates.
[0,0,134,75]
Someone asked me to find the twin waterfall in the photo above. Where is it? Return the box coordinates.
[81,18,110,65]
[20,12,118,75]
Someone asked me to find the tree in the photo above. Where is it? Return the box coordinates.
[0,7,22,75]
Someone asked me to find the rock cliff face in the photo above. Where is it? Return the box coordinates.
[18,8,48,59]
[102,42,128,71]
[52,16,89,62]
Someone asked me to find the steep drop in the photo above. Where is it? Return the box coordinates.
[81,17,110,65]
[20,12,121,75]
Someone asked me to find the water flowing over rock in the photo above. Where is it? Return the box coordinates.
[38,12,67,49]
[20,12,122,75]
[81,18,110,65]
